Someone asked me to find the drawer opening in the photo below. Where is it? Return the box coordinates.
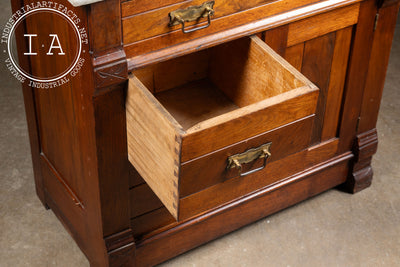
[133,35,307,131]
[126,35,318,220]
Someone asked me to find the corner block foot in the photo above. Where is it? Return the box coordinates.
[342,129,378,193]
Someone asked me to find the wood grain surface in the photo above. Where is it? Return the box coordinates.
[301,32,336,144]
[126,75,183,219]
[123,0,335,59]
[122,0,276,42]
[287,3,360,46]
[181,36,319,161]
[321,27,353,141]
[15,0,398,265]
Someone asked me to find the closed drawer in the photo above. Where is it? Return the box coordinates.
[122,0,321,57]
[126,35,319,220]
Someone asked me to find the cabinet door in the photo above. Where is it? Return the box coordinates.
[264,3,358,145]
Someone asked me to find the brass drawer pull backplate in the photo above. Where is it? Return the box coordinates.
[227,142,272,177]
[169,1,215,34]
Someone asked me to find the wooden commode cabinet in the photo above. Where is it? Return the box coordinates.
[12,0,399,266]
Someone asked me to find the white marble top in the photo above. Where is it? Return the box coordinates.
[68,0,104,7]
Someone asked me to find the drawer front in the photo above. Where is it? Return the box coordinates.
[122,0,322,58]
[180,115,315,197]
[122,0,275,42]
[126,35,319,220]
[178,138,341,220]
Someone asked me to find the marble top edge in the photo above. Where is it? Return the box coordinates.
[67,0,104,7]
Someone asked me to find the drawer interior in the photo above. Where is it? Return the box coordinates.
[127,35,318,220]
[133,35,307,131]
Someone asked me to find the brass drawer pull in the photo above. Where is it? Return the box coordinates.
[169,1,215,34]
[227,143,272,177]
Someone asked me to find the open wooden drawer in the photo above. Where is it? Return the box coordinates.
[126,35,319,220]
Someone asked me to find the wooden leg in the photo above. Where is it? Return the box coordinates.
[343,129,378,193]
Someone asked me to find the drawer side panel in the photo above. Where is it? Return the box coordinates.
[126,76,182,219]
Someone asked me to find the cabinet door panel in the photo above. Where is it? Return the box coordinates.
[301,32,336,144]
[321,27,353,140]
[264,7,356,144]
[285,43,304,71]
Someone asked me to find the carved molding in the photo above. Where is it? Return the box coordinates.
[354,128,378,162]
[93,49,128,93]
[94,61,128,89]
[68,0,104,7]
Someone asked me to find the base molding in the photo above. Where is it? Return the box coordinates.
[134,153,352,266]
[105,229,136,267]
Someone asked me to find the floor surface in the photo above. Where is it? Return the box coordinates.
[0,3,399,267]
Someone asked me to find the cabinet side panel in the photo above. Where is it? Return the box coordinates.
[14,1,111,265]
